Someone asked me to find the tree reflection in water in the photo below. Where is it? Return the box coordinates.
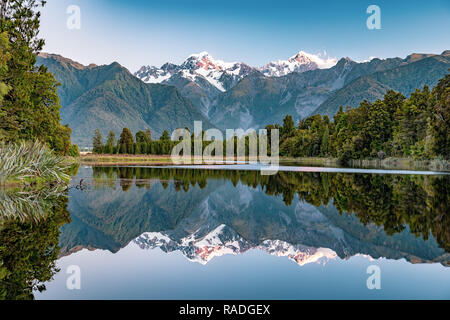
[91,167,449,254]
[0,189,69,300]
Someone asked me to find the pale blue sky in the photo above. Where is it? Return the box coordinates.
[39,0,450,72]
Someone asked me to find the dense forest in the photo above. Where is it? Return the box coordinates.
[92,127,261,157]
[0,0,77,156]
[95,74,449,162]
[92,128,176,155]
[272,74,450,161]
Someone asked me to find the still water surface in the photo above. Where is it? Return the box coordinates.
[5,165,449,299]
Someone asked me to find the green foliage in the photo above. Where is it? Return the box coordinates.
[0,140,70,185]
[145,128,152,141]
[281,115,295,139]
[0,1,76,155]
[316,54,450,117]
[428,74,450,158]
[135,130,151,154]
[118,128,134,154]
[279,113,334,158]
[0,31,11,107]
[104,130,116,154]
[160,130,170,141]
[92,129,103,154]
[0,186,68,222]
[68,144,80,157]
[0,190,68,300]
[272,74,449,162]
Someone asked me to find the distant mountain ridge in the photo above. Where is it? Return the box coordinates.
[259,51,338,77]
[37,54,212,146]
[315,52,450,116]
[37,50,450,146]
[135,51,337,86]
[134,50,450,130]
[134,51,336,116]
[135,51,254,92]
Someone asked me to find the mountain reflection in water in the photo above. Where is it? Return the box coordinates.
[61,166,450,266]
[1,165,449,299]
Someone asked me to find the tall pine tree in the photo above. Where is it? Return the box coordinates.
[119,128,134,154]
[92,129,104,154]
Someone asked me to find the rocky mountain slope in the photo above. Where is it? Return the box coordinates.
[38,50,450,145]
[315,52,450,116]
[135,50,449,131]
[37,54,212,146]
[134,51,336,117]
[208,51,450,129]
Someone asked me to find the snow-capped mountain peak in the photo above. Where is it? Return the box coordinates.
[181,52,252,91]
[134,50,339,89]
[289,51,337,68]
[134,63,178,83]
[183,51,237,71]
[134,224,250,265]
[288,51,315,64]
[259,51,338,77]
[134,52,252,92]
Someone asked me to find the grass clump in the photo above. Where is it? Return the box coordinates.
[0,187,68,223]
[0,140,70,186]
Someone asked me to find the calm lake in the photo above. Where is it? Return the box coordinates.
[4,165,449,300]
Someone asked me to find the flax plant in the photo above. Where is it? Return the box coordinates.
[0,140,70,185]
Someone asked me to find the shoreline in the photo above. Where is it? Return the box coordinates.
[79,154,450,172]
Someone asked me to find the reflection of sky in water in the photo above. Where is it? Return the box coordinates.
[34,166,450,299]
[37,244,450,300]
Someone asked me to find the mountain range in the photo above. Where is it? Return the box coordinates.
[37,50,450,146]
[134,51,339,118]
[36,53,212,146]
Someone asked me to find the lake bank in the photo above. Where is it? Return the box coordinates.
[282,157,450,172]
[80,154,450,172]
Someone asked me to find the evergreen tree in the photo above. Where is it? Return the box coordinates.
[104,130,116,154]
[68,144,80,157]
[160,130,170,141]
[0,31,10,140]
[281,115,295,139]
[145,128,151,141]
[366,100,392,156]
[92,129,103,154]
[429,74,450,158]
[135,142,142,154]
[119,128,134,154]
[136,130,151,154]
[320,125,329,156]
